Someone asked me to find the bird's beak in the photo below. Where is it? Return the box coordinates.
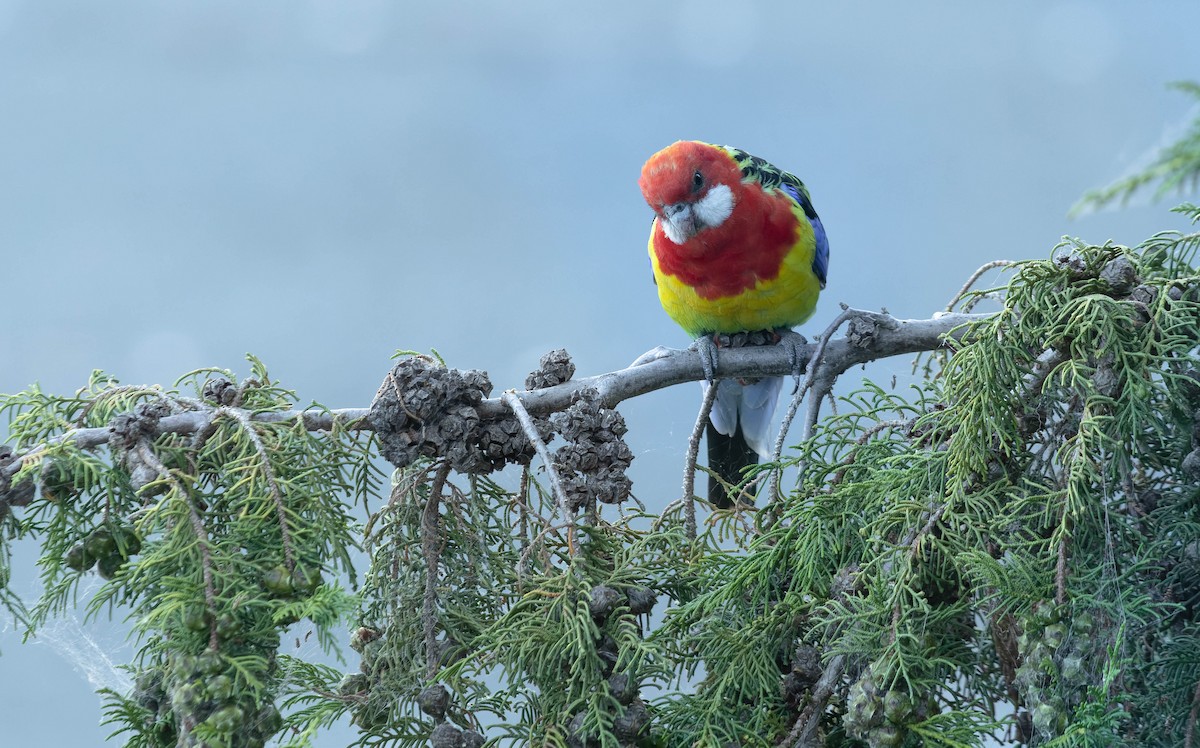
[660,202,697,244]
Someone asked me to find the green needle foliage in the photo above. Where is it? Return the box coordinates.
[1073,82,1200,214]
[1,359,368,748]
[3,91,1200,748]
[662,231,1200,747]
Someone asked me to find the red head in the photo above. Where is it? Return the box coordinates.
[639,141,743,245]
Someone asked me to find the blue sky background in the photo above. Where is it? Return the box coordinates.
[2,1,1199,744]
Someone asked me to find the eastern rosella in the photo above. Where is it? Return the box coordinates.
[639,140,829,507]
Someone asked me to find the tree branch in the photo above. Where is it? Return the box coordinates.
[781,653,847,748]
[1,312,988,489]
[501,391,576,556]
[494,312,985,420]
[423,462,451,680]
[944,260,1015,313]
[680,381,718,540]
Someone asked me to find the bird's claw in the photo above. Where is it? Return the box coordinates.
[775,328,810,384]
[690,335,720,382]
[691,329,812,384]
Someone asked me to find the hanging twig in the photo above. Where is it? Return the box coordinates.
[422,461,451,680]
[766,306,900,507]
[781,653,847,748]
[134,439,221,650]
[653,379,724,537]
[679,381,720,541]
[771,306,851,468]
[805,308,904,441]
[225,408,297,571]
[1055,531,1071,606]
[501,391,577,556]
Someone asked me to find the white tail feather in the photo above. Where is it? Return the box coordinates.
[701,377,783,457]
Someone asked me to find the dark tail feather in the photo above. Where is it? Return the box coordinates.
[706,421,759,508]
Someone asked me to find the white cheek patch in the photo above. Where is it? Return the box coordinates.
[694,183,735,230]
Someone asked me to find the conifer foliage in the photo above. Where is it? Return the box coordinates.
[2,86,1200,748]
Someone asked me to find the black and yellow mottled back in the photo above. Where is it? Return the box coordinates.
[720,145,818,220]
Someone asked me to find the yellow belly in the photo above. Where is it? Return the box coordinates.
[649,218,822,338]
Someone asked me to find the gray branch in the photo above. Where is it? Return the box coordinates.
[481,311,984,418]
[2,311,987,485]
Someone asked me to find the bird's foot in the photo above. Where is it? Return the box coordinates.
[692,329,813,383]
[690,334,721,382]
[774,328,811,384]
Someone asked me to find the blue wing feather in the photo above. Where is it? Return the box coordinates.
[780,183,829,289]
[809,214,829,289]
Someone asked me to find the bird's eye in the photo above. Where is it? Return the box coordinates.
[691,170,704,191]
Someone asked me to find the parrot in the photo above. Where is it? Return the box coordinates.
[638,140,829,507]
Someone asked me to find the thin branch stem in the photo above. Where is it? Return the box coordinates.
[514,466,531,582]
[771,306,853,470]
[1056,532,1070,606]
[945,260,1016,312]
[518,519,575,572]
[423,462,451,680]
[766,306,902,508]
[225,408,296,570]
[501,391,576,556]
[681,382,719,541]
[781,653,847,748]
[892,499,950,642]
[134,440,220,650]
[1025,348,1067,400]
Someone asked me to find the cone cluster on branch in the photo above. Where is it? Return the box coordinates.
[552,388,633,511]
[370,353,575,474]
